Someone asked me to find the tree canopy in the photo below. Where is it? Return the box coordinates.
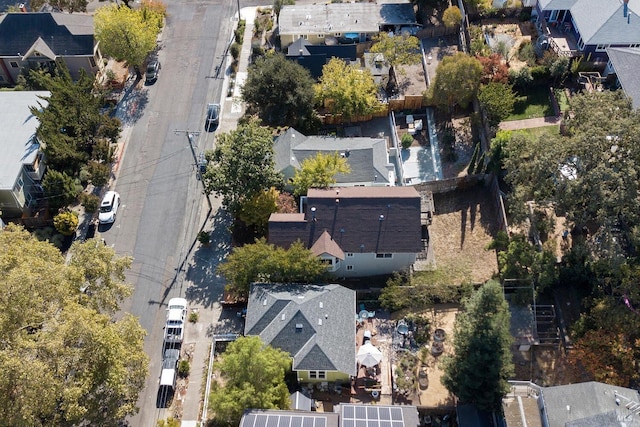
[478,82,516,126]
[209,336,290,427]
[94,4,162,75]
[237,187,280,235]
[291,151,351,196]
[202,119,283,215]
[242,53,316,130]
[441,280,514,412]
[430,53,482,112]
[217,238,327,297]
[442,6,462,28]
[30,65,121,178]
[369,32,421,76]
[0,225,147,426]
[30,0,87,12]
[315,58,382,121]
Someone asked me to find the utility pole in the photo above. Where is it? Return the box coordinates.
[237,0,241,21]
[174,130,212,211]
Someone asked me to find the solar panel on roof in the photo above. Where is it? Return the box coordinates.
[392,422,403,427]
[344,405,355,418]
[244,414,256,427]
[379,408,391,420]
[368,420,378,427]
[356,420,366,427]
[303,417,314,427]
[278,416,291,427]
[316,417,326,427]
[380,421,392,427]
[390,408,403,421]
[291,417,303,427]
[344,420,355,427]
[366,407,377,419]
[355,406,367,419]
[267,415,279,427]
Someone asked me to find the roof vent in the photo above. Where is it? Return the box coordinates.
[263,299,267,306]
[296,323,303,329]
[281,313,286,321]
[379,214,385,221]
[318,318,323,326]
[319,302,324,309]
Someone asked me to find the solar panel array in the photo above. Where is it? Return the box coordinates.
[341,404,405,427]
[243,413,328,427]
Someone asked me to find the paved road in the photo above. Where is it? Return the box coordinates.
[101,0,235,425]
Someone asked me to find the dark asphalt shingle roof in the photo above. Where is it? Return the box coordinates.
[0,13,94,57]
[244,283,356,376]
[268,187,422,254]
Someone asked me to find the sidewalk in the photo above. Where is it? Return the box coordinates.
[499,115,561,131]
[179,7,257,426]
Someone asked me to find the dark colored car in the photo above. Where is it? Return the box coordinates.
[205,103,220,131]
[145,60,160,84]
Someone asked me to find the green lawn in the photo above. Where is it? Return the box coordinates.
[512,125,561,140]
[506,86,555,121]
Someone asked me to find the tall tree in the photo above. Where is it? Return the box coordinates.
[202,119,283,215]
[218,238,326,297]
[0,225,148,426]
[209,336,291,427]
[242,53,316,129]
[94,4,162,77]
[291,151,351,196]
[369,32,421,91]
[442,6,462,28]
[430,53,482,112]
[237,187,280,235]
[315,58,382,122]
[441,280,514,412]
[42,169,80,213]
[478,82,516,126]
[30,65,121,177]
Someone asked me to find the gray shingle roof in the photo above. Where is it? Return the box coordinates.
[538,0,578,9]
[279,3,417,36]
[268,187,422,254]
[607,47,640,109]
[274,128,395,185]
[244,283,356,376]
[0,91,49,190]
[570,0,640,45]
[541,381,640,427]
[0,13,95,57]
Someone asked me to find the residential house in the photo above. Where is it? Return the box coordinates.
[274,128,397,188]
[605,46,640,108]
[240,404,420,427]
[0,12,103,86]
[0,91,48,219]
[278,3,418,48]
[244,283,357,383]
[503,380,640,427]
[534,0,640,62]
[268,187,423,278]
[286,38,357,79]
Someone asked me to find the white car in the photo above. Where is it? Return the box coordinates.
[164,298,187,345]
[98,191,120,224]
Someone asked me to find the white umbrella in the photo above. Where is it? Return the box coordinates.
[357,342,383,367]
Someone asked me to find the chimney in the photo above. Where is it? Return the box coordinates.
[624,0,629,18]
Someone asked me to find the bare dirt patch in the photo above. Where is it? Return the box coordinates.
[481,20,537,72]
[429,187,499,284]
[441,116,475,179]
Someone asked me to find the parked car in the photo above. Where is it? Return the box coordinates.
[204,103,220,131]
[145,60,160,84]
[164,298,187,345]
[157,348,179,408]
[98,191,120,224]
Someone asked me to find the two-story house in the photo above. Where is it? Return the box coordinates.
[244,283,357,384]
[0,12,103,86]
[268,187,422,278]
[534,0,640,62]
[0,91,48,219]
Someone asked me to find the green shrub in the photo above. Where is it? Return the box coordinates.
[530,65,550,83]
[517,40,537,66]
[178,360,190,378]
[230,43,241,60]
[88,161,111,187]
[235,20,246,44]
[189,311,199,323]
[401,133,413,150]
[197,230,211,245]
[509,67,533,89]
[80,193,101,213]
[53,210,79,236]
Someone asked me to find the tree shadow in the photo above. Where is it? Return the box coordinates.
[184,209,232,308]
[114,79,149,126]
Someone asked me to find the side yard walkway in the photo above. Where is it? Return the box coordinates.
[499,115,561,131]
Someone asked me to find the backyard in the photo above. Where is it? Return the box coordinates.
[507,86,555,121]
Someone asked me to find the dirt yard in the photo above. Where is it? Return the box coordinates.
[428,187,500,284]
